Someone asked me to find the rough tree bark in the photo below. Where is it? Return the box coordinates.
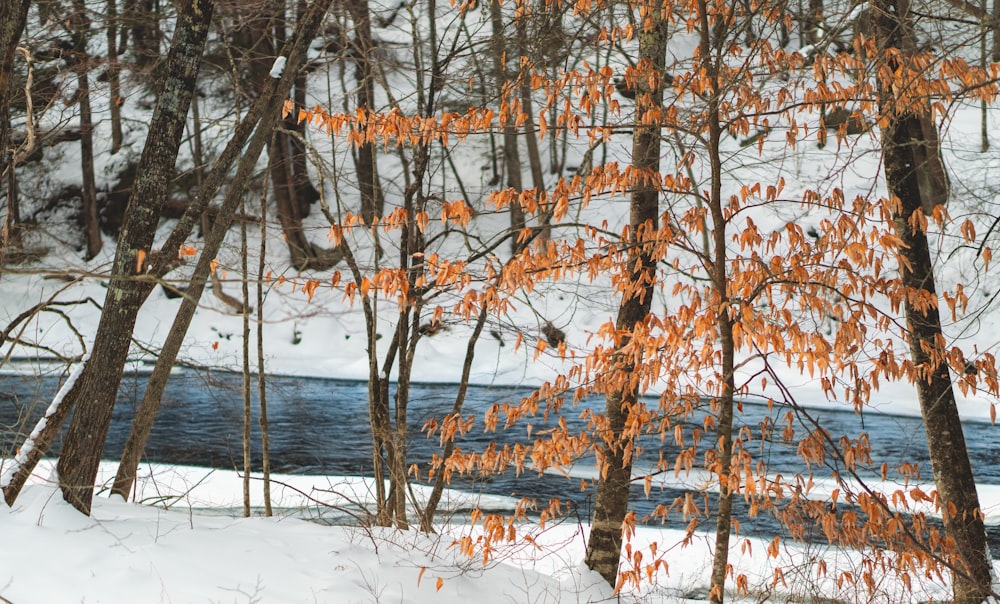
[0,0,32,265]
[873,0,993,600]
[70,0,103,260]
[109,0,334,499]
[346,0,385,226]
[56,0,216,515]
[583,8,667,586]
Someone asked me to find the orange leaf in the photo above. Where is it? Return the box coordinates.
[417,567,427,587]
[435,577,444,591]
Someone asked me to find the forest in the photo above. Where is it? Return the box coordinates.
[2,0,1000,601]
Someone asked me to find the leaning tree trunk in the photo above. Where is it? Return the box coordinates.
[0,0,32,265]
[57,0,215,515]
[112,99,288,499]
[873,0,992,599]
[3,0,334,509]
[583,8,667,586]
[884,117,993,603]
[109,0,334,500]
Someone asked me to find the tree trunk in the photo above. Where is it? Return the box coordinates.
[257,196,272,517]
[516,16,549,241]
[806,0,823,45]
[57,0,215,515]
[346,0,384,226]
[0,0,31,265]
[112,106,306,499]
[887,118,992,602]
[70,6,103,262]
[993,0,1000,63]
[240,202,252,518]
[421,305,489,531]
[583,10,667,587]
[107,0,124,154]
[489,0,526,254]
[981,0,989,153]
[269,128,314,268]
[268,3,310,268]
[3,156,21,266]
[704,36,736,604]
[109,0,334,499]
[126,0,162,65]
[873,0,992,599]
[290,0,318,218]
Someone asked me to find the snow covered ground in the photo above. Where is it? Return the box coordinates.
[0,461,970,603]
[4,5,1000,601]
[3,101,1000,603]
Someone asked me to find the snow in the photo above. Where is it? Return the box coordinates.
[269,56,287,79]
[3,5,1000,602]
[0,353,87,489]
[0,460,979,603]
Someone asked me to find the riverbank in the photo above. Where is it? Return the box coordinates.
[0,460,965,603]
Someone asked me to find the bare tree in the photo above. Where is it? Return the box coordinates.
[108,0,335,501]
[0,0,32,265]
[55,0,216,514]
[70,0,103,260]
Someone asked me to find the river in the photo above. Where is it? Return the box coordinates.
[2,369,999,552]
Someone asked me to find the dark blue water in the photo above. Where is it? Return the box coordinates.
[2,369,999,552]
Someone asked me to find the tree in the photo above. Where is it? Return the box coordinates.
[69,0,103,260]
[0,0,32,265]
[424,0,1000,599]
[1,0,337,510]
[871,0,993,597]
[345,0,386,227]
[583,2,667,586]
[489,0,527,253]
[1,0,997,599]
[56,0,216,514]
[104,0,336,501]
